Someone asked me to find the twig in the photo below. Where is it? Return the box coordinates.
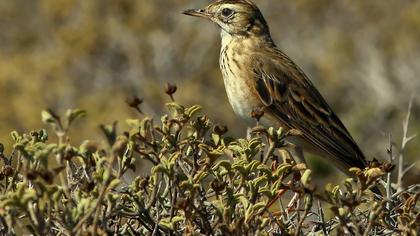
[400,162,417,179]
[73,152,118,234]
[5,153,22,193]
[318,200,328,235]
[263,141,276,165]
[151,202,161,236]
[386,133,393,210]
[397,96,416,192]
[295,206,309,236]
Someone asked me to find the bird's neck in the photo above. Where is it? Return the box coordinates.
[220,30,276,51]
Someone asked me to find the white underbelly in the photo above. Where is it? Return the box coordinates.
[224,78,255,121]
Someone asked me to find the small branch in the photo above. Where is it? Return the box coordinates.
[386,133,393,210]
[5,153,22,193]
[318,200,328,235]
[397,97,415,192]
[263,141,276,165]
[73,153,118,234]
[151,202,161,236]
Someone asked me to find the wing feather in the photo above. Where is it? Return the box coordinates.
[253,56,368,170]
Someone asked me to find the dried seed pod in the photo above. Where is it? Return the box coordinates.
[382,162,395,173]
[2,165,14,177]
[81,180,95,193]
[26,170,38,180]
[125,96,143,114]
[125,96,143,108]
[213,124,228,136]
[211,180,226,193]
[165,83,177,101]
[175,197,189,210]
[368,158,381,168]
[39,170,54,184]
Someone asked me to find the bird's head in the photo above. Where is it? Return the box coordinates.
[183,0,270,37]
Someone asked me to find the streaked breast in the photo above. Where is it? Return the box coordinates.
[219,39,261,122]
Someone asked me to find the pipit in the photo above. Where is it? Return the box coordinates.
[184,0,378,189]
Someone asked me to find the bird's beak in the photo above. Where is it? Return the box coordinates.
[182,8,211,19]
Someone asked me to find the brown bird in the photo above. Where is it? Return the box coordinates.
[183,0,377,188]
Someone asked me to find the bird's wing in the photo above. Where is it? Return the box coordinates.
[253,55,368,170]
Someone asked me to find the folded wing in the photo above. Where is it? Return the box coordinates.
[253,54,368,171]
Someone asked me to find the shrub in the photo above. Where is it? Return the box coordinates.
[0,96,418,235]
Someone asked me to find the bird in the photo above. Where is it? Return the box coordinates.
[183,0,379,191]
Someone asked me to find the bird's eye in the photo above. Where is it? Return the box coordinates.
[221,8,234,17]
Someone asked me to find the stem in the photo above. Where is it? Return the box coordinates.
[262,141,275,165]
[5,153,22,193]
[386,133,393,210]
[73,153,118,234]
[397,97,415,192]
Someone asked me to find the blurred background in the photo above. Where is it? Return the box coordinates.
[0,0,419,180]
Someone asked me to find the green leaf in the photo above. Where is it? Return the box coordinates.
[232,160,247,175]
[252,202,266,213]
[151,164,169,176]
[212,133,220,145]
[10,131,20,142]
[245,160,260,173]
[166,102,185,117]
[193,171,208,183]
[139,117,152,137]
[169,152,181,164]
[185,105,202,118]
[213,160,232,171]
[258,186,272,198]
[159,216,181,230]
[274,163,292,177]
[66,109,86,127]
[252,176,268,187]
[171,216,185,224]
[301,169,312,187]
[41,110,56,124]
[108,179,121,190]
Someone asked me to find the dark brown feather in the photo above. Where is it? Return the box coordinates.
[253,53,369,172]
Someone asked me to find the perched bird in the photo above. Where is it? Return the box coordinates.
[183,0,377,184]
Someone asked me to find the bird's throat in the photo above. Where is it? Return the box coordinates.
[220,30,234,49]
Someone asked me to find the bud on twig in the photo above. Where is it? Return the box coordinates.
[26,169,38,180]
[39,170,54,184]
[382,162,395,173]
[165,83,177,101]
[213,125,228,136]
[125,96,143,114]
[81,180,95,193]
[2,165,13,177]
